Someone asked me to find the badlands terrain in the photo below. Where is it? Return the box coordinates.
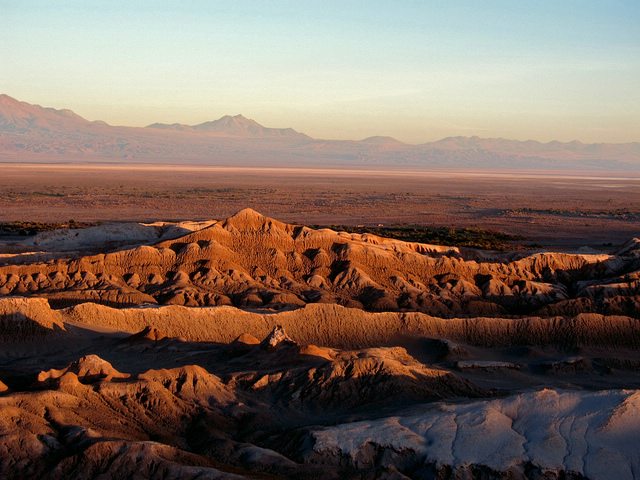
[0,209,639,479]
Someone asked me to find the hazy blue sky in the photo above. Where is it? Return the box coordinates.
[2,1,639,142]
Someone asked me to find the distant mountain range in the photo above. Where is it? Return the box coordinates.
[1,94,638,171]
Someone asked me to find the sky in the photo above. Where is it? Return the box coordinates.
[1,0,639,143]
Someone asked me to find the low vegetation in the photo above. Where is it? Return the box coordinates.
[315,224,522,250]
[0,220,98,237]
[504,207,640,221]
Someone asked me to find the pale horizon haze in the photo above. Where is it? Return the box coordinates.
[1,0,639,143]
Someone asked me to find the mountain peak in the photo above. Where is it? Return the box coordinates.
[0,94,19,106]
[147,113,308,139]
[229,207,265,219]
[197,114,262,131]
[0,94,89,132]
[361,135,405,146]
[221,208,291,232]
[216,113,252,122]
[224,208,270,227]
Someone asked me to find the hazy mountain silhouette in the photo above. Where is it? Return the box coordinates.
[1,94,638,170]
[148,113,309,139]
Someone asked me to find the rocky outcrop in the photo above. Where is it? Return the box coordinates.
[260,325,297,350]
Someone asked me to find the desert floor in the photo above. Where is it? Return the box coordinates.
[1,163,639,249]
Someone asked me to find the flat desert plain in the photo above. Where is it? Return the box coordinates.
[1,163,639,249]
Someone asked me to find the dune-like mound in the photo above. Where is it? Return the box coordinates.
[124,325,169,343]
[38,355,130,383]
[298,343,335,361]
[52,440,244,480]
[232,332,260,346]
[0,297,65,341]
[0,209,637,317]
[243,344,484,410]
[138,365,235,405]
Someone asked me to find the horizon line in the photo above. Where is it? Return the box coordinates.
[1,93,639,146]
